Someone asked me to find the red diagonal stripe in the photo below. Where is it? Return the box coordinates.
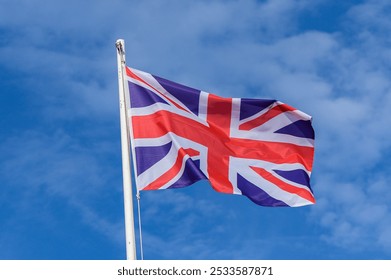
[250,166,315,204]
[126,67,189,113]
[143,148,199,190]
[239,103,295,131]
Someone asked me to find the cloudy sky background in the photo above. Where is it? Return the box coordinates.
[1,0,391,259]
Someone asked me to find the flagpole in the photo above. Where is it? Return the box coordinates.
[116,39,137,260]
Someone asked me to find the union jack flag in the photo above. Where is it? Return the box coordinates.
[125,67,315,207]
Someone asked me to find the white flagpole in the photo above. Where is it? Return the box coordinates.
[116,39,137,260]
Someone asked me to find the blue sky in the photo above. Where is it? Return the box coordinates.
[1,0,391,260]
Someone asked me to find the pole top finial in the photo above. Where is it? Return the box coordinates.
[116,39,125,54]
[116,39,126,63]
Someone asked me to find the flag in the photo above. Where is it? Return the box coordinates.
[125,67,315,207]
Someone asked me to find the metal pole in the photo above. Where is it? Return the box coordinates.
[116,39,137,260]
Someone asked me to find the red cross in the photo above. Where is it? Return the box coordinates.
[131,94,313,195]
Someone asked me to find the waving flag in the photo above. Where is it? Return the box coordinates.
[125,67,315,207]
